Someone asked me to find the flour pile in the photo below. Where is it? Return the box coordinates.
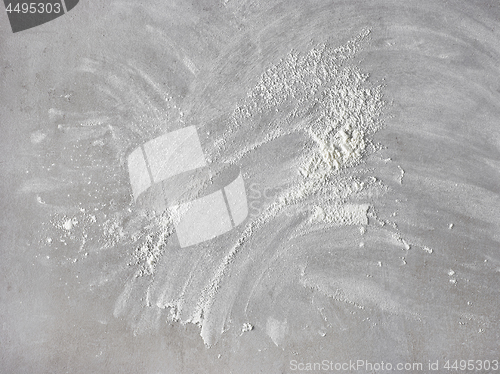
[211,29,386,234]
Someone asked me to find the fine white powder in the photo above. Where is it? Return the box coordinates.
[178,30,391,345]
[44,30,398,347]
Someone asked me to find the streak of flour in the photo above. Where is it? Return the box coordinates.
[153,29,395,346]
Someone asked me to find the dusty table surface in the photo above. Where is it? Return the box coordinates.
[1,1,500,373]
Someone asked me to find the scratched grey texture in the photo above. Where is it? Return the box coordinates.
[1,1,500,373]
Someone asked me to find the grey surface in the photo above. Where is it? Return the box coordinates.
[1,1,500,373]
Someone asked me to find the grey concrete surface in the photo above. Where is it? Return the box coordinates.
[1,1,500,373]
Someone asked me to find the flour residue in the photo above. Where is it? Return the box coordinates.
[172,30,391,346]
[300,273,415,317]
[210,29,386,238]
[31,30,407,349]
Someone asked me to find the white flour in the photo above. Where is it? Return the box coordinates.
[173,30,392,345]
[209,29,386,243]
[39,29,408,348]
